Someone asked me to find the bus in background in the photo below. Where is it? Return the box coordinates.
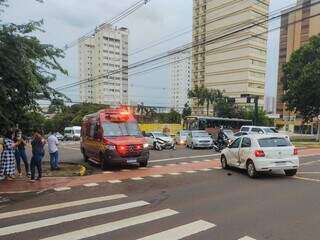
[64,126,81,141]
[183,116,253,138]
[81,107,149,170]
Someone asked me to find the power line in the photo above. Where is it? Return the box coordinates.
[56,0,316,93]
[63,0,150,50]
[54,0,280,91]
[83,2,320,91]
[55,0,272,91]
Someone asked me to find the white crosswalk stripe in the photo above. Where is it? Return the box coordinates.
[238,237,256,240]
[0,194,126,220]
[40,209,179,240]
[0,194,249,240]
[136,220,216,240]
[0,201,149,236]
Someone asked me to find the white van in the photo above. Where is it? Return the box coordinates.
[64,126,81,141]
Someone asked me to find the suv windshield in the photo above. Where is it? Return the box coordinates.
[181,131,189,136]
[102,122,141,137]
[258,137,291,147]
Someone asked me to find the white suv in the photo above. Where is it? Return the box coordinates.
[221,134,299,178]
[240,126,278,134]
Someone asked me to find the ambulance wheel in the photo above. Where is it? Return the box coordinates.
[100,153,110,170]
[139,160,148,167]
[82,148,89,162]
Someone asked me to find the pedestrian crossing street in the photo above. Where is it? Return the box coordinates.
[0,194,257,240]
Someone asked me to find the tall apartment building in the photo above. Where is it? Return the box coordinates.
[192,0,269,114]
[169,49,192,113]
[79,23,129,106]
[277,0,320,121]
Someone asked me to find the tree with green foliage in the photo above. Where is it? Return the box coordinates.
[159,109,181,124]
[0,0,67,130]
[182,103,192,118]
[282,34,320,121]
[242,107,273,126]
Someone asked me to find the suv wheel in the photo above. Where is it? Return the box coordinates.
[247,160,258,178]
[82,148,89,162]
[284,169,297,176]
[139,160,148,168]
[221,155,229,169]
[100,153,110,170]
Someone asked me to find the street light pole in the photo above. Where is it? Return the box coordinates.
[254,96,259,126]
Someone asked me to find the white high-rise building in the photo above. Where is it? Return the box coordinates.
[79,23,129,105]
[169,49,192,113]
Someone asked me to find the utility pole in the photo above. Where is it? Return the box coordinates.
[254,96,259,126]
[241,94,260,125]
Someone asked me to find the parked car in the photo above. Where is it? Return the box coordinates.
[223,129,235,142]
[186,130,213,149]
[54,132,64,141]
[64,126,81,141]
[234,131,249,138]
[240,126,278,134]
[220,134,299,178]
[175,130,190,145]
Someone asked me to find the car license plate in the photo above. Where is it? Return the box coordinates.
[127,158,137,164]
[275,161,286,166]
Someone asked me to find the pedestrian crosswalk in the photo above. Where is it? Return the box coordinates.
[0,194,258,240]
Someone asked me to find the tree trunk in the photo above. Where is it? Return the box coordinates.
[207,101,209,116]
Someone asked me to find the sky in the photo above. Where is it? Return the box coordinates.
[2,0,296,107]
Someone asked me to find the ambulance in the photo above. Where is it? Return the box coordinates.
[80,107,149,169]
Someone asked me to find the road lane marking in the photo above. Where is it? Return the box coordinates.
[150,175,163,178]
[180,162,188,165]
[121,169,131,172]
[0,201,149,236]
[108,180,122,183]
[139,167,148,170]
[238,237,256,240]
[54,187,71,192]
[293,176,320,182]
[152,165,163,168]
[169,173,181,175]
[136,220,216,240]
[131,177,144,181]
[167,164,177,166]
[150,154,219,163]
[40,209,179,240]
[83,183,99,187]
[199,168,212,171]
[298,172,320,174]
[192,161,200,163]
[300,160,320,166]
[103,171,113,174]
[0,194,127,220]
[203,160,212,162]
[185,170,197,174]
[59,146,80,151]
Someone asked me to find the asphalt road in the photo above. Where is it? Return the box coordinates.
[1,145,320,240]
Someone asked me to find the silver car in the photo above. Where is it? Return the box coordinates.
[186,131,213,149]
[175,130,190,145]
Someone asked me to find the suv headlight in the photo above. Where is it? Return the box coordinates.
[143,143,149,149]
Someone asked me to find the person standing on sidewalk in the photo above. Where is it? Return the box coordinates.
[14,130,30,177]
[48,132,60,171]
[30,131,46,182]
[0,130,18,181]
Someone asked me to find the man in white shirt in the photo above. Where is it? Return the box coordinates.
[48,132,60,170]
